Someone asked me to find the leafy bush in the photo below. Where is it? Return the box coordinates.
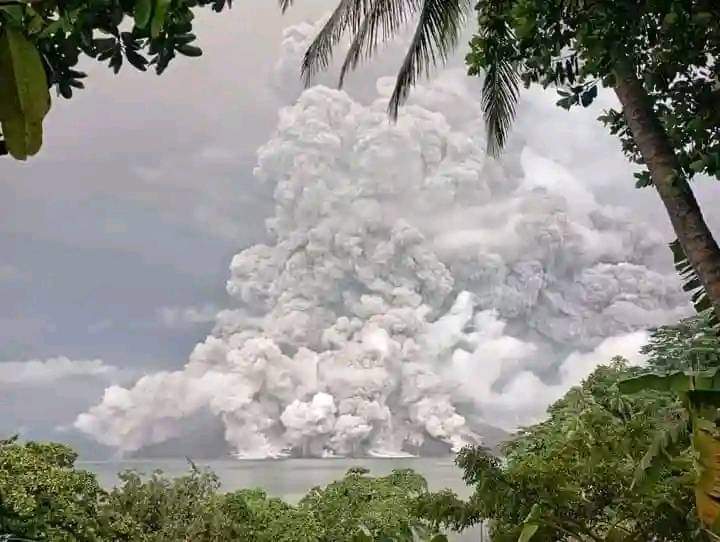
[98,466,243,541]
[0,438,441,541]
[419,360,701,541]
[0,437,103,541]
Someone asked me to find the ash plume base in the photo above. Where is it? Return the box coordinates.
[75,20,688,459]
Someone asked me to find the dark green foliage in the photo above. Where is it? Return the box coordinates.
[619,315,720,532]
[642,313,720,371]
[466,0,720,180]
[0,441,103,541]
[0,439,442,541]
[420,361,700,541]
[98,467,245,541]
[0,0,230,158]
[299,468,435,541]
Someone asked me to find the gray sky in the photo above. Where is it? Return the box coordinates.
[0,1,333,450]
[1,1,332,367]
[2,0,719,453]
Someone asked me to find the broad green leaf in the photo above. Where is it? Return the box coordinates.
[151,0,171,38]
[691,159,706,173]
[693,423,720,528]
[134,0,153,29]
[518,523,538,542]
[1,114,43,160]
[694,369,720,390]
[0,27,51,160]
[38,20,64,39]
[0,27,50,119]
[0,5,24,24]
[177,44,202,57]
[663,12,678,26]
[618,372,689,395]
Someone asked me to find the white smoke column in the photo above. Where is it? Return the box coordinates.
[77,20,689,457]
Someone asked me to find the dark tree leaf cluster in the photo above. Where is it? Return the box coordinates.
[0,0,230,159]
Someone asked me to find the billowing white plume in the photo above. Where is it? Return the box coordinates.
[76,19,688,458]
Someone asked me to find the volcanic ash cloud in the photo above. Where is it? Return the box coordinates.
[76,72,687,458]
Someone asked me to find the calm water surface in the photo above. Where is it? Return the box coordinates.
[79,457,486,541]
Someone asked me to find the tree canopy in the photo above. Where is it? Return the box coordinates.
[419,360,700,541]
[0,0,227,160]
[412,316,720,541]
[0,437,446,541]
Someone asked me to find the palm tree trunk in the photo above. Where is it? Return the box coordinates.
[613,72,720,321]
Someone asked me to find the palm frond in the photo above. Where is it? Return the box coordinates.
[670,239,719,328]
[338,0,418,88]
[388,0,472,119]
[479,20,520,158]
[301,0,370,85]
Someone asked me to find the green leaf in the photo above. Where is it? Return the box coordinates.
[430,535,449,542]
[176,44,202,57]
[604,526,628,542]
[0,28,50,120]
[38,20,63,39]
[634,171,652,188]
[2,113,43,159]
[26,12,45,35]
[518,523,539,542]
[151,0,172,38]
[351,525,373,542]
[580,84,598,107]
[134,0,153,29]
[690,159,706,173]
[618,372,690,395]
[0,5,24,25]
[663,12,678,26]
[0,27,51,160]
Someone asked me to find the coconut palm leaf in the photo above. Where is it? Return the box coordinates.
[300,0,370,85]
[296,0,471,114]
[387,0,472,119]
[337,0,418,89]
[670,238,718,328]
[288,0,519,155]
[477,19,519,157]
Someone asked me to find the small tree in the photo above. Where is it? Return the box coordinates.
[0,438,104,541]
[619,315,720,535]
[417,361,700,541]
